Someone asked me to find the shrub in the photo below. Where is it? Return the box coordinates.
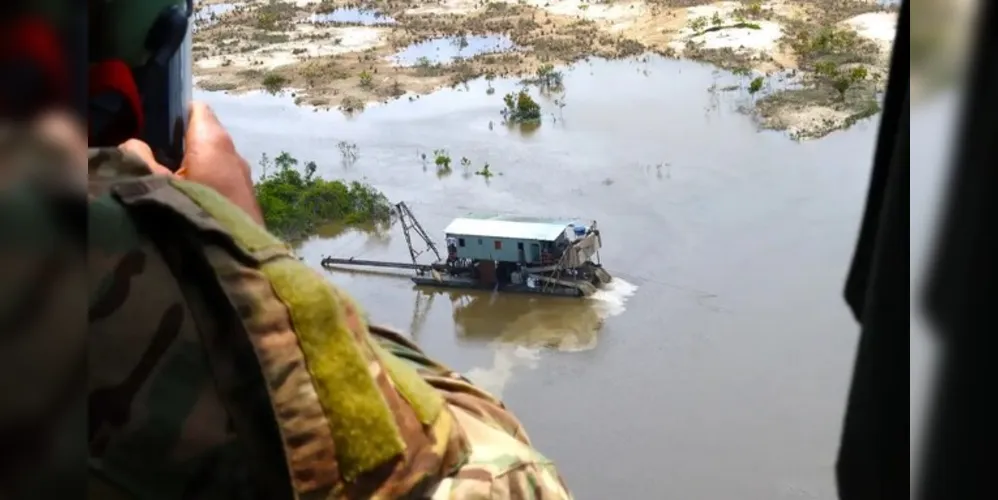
[501,90,542,124]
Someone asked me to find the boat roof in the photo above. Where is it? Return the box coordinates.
[444,214,585,241]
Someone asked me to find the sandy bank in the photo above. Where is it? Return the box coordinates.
[841,11,898,56]
[192,0,900,138]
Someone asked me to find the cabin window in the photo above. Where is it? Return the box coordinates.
[494,240,502,250]
[458,238,465,247]
[516,242,524,250]
[477,238,483,245]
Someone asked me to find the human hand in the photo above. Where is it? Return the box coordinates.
[119,101,263,225]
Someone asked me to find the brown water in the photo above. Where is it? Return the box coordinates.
[199,56,891,499]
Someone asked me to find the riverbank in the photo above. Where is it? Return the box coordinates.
[193,0,899,139]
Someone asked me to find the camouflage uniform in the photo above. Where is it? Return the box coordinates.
[0,128,88,499]
[87,148,572,499]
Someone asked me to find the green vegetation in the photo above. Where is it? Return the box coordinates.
[524,64,564,92]
[253,0,297,31]
[689,16,708,32]
[359,70,374,89]
[815,63,869,100]
[254,151,391,241]
[753,22,883,138]
[433,149,452,176]
[785,24,880,70]
[413,56,446,77]
[748,76,764,94]
[739,1,765,18]
[689,15,761,36]
[340,96,366,114]
[419,150,499,181]
[475,163,494,178]
[262,73,288,94]
[501,90,542,124]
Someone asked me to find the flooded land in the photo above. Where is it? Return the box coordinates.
[190,0,912,498]
[193,0,899,139]
[197,53,908,498]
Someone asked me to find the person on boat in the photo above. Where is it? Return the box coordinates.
[12,104,573,498]
[446,236,459,262]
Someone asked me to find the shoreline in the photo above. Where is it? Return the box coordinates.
[192,0,899,139]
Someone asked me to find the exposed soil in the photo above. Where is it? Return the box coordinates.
[193,0,899,138]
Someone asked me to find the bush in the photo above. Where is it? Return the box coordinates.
[262,73,288,94]
[501,90,542,124]
[254,151,391,241]
[359,70,374,88]
[253,0,296,31]
[814,62,869,100]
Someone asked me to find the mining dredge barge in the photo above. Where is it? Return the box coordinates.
[320,202,612,297]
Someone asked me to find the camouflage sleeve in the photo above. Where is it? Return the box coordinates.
[0,129,87,498]
[88,149,263,499]
[371,327,574,499]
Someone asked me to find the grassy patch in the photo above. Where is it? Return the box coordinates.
[340,96,367,114]
[249,32,291,45]
[299,61,350,87]
[413,56,447,77]
[200,81,238,92]
[254,151,391,241]
[733,1,771,21]
[253,0,298,31]
[782,23,881,70]
[683,43,759,74]
[358,70,375,89]
[237,69,264,80]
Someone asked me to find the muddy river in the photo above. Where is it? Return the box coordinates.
[200,55,903,499]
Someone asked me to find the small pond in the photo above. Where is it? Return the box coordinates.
[307,8,396,25]
[392,35,517,66]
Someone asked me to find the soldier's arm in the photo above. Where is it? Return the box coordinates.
[369,328,573,500]
[88,147,572,499]
[0,125,87,499]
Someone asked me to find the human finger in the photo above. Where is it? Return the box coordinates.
[118,139,172,176]
[185,101,236,154]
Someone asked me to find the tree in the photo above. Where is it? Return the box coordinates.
[254,151,391,241]
[815,62,868,101]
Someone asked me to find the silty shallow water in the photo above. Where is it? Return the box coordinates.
[391,35,518,65]
[307,8,397,25]
[199,54,929,499]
